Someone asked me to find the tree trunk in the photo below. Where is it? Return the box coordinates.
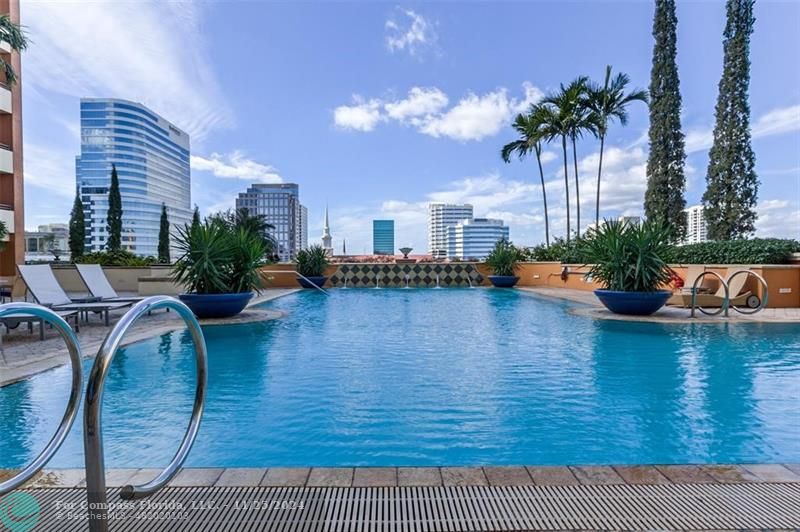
[562,136,570,243]
[595,134,605,231]
[536,151,550,247]
[571,135,580,237]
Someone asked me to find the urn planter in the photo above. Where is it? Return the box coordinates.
[594,289,671,316]
[488,275,520,288]
[297,276,328,289]
[179,292,254,319]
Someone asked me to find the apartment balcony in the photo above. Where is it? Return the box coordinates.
[0,203,14,238]
[0,144,12,174]
[0,82,10,114]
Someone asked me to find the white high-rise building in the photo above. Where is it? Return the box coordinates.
[446,218,509,260]
[684,205,709,244]
[428,203,474,258]
[235,183,307,262]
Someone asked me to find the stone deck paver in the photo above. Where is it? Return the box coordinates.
[613,466,671,484]
[214,468,266,486]
[483,466,533,486]
[307,467,354,487]
[656,465,716,484]
[352,467,398,487]
[701,464,761,483]
[260,467,310,487]
[743,464,800,482]
[397,467,442,486]
[525,466,579,485]
[170,468,224,487]
[441,467,488,486]
[570,466,625,485]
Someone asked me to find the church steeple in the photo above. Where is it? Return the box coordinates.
[321,205,333,254]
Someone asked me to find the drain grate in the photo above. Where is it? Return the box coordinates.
[21,483,800,531]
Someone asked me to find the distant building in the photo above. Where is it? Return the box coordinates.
[446,218,509,260]
[683,205,709,244]
[372,220,395,255]
[25,224,69,261]
[236,183,307,261]
[321,206,333,255]
[428,203,473,258]
[75,98,192,257]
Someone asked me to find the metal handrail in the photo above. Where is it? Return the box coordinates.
[0,303,83,494]
[83,296,207,532]
[727,269,769,315]
[690,271,730,317]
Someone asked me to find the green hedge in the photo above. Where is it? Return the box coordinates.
[525,237,799,265]
[664,238,800,265]
[74,249,159,267]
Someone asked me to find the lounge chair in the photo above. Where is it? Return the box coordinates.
[17,265,132,325]
[669,268,753,308]
[76,264,147,304]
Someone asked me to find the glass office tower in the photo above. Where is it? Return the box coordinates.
[235,183,307,262]
[372,219,395,255]
[75,98,192,257]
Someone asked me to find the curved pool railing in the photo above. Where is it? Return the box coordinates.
[727,269,769,315]
[0,303,83,495]
[690,271,730,317]
[83,296,208,532]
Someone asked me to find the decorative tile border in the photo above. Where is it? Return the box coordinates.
[329,263,483,288]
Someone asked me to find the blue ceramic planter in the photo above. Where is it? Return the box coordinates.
[594,289,671,316]
[179,292,254,319]
[297,276,328,289]
[488,275,520,288]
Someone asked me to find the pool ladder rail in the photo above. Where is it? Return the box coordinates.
[689,269,769,318]
[0,296,209,532]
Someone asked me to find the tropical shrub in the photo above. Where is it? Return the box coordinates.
[171,220,267,294]
[75,249,157,267]
[294,245,329,277]
[665,238,799,265]
[582,219,674,292]
[485,239,524,277]
[525,237,587,264]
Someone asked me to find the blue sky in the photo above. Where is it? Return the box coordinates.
[20,0,800,253]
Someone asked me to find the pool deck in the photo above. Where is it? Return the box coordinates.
[5,465,800,530]
[0,289,299,387]
[520,286,800,323]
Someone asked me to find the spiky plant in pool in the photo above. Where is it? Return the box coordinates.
[294,245,330,277]
[485,239,524,277]
[582,219,675,292]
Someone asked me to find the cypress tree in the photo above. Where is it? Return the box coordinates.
[68,192,86,260]
[644,0,687,240]
[702,0,758,240]
[158,203,170,263]
[106,164,123,251]
[191,205,201,231]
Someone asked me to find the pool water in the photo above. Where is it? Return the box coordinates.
[1,289,799,468]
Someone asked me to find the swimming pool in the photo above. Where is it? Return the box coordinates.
[1,289,799,468]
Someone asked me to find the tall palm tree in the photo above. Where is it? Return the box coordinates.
[501,106,551,246]
[0,15,27,85]
[587,66,648,230]
[543,77,593,237]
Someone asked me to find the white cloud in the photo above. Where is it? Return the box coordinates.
[385,9,437,56]
[333,96,384,131]
[685,104,800,154]
[22,0,231,141]
[539,151,558,164]
[333,83,542,141]
[756,199,800,239]
[24,143,77,199]
[191,151,283,183]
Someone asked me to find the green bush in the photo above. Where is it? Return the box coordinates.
[74,249,158,267]
[525,237,587,264]
[665,238,800,265]
[583,219,675,292]
[485,239,525,277]
[294,245,330,277]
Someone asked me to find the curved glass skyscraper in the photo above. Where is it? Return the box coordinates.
[76,98,191,257]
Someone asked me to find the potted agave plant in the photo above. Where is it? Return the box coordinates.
[294,244,330,289]
[485,239,524,288]
[584,219,675,316]
[171,216,268,319]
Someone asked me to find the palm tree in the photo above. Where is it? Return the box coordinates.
[587,66,648,230]
[0,15,27,85]
[501,106,551,247]
[542,77,593,237]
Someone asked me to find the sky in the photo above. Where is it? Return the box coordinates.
[19,0,800,254]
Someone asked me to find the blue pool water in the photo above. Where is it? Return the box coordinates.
[1,289,799,468]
